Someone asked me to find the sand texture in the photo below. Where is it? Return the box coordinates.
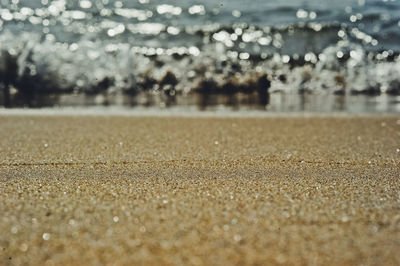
[0,115,399,265]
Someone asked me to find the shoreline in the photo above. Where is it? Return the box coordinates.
[1,107,400,118]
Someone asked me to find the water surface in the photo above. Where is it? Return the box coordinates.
[0,0,399,111]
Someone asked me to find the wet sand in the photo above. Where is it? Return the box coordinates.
[0,114,399,265]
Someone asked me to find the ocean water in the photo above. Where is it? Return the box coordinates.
[0,0,400,111]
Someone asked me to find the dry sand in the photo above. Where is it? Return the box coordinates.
[0,114,399,265]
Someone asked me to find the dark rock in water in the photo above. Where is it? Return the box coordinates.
[0,50,18,86]
[221,79,239,94]
[351,86,381,96]
[333,89,346,95]
[172,53,187,61]
[256,74,271,93]
[1,86,10,107]
[154,59,165,68]
[0,50,18,107]
[255,74,270,107]
[195,79,218,94]
[279,74,287,83]
[92,77,113,94]
[138,73,157,91]
[160,71,178,87]
[194,73,270,96]
[3,47,74,95]
[387,81,400,95]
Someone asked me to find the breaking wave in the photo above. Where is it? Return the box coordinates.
[0,0,399,108]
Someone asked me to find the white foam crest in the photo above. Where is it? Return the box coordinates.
[0,31,399,96]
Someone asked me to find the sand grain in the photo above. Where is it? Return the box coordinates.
[0,115,399,265]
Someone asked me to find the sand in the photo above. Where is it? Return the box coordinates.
[0,114,399,265]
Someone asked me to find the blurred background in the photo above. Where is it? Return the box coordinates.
[0,0,399,112]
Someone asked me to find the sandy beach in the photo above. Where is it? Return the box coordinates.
[0,114,399,265]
